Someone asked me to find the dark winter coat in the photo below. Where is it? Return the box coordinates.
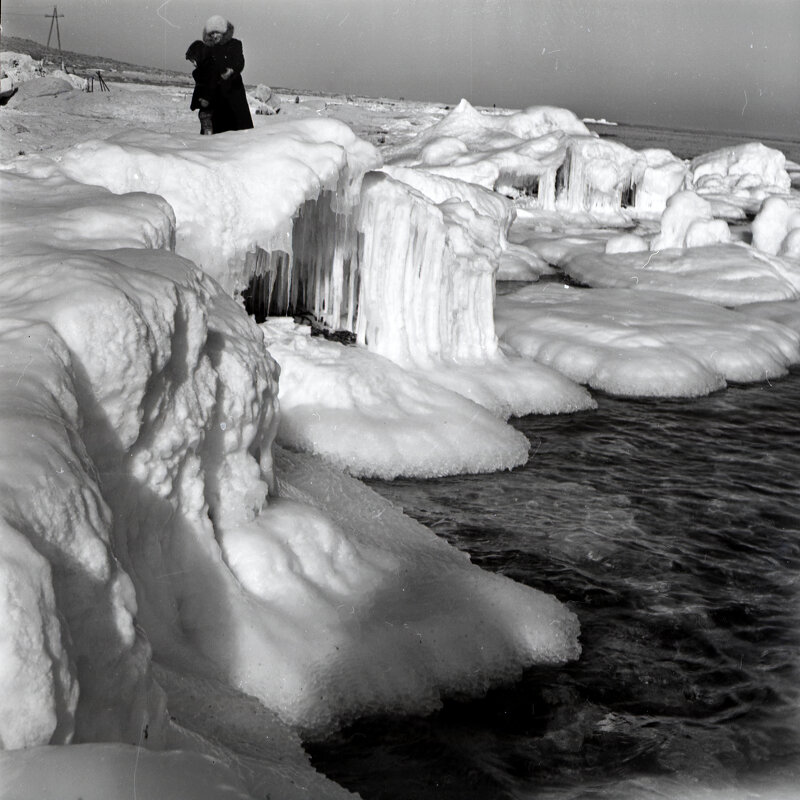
[188,45,218,111]
[202,22,253,133]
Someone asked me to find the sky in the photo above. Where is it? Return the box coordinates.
[2,0,798,138]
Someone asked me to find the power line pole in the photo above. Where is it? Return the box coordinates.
[44,6,63,63]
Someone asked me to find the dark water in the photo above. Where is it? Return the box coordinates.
[309,371,800,799]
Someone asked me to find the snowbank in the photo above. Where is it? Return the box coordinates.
[1,108,582,798]
[49,121,381,300]
[752,195,800,256]
[262,319,531,478]
[690,142,792,214]
[0,51,43,84]
[561,243,800,307]
[496,283,800,397]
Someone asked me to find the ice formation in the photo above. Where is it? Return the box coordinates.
[690,142,792,214]
[261,319,529,477]
[628,148,689,216]
[387,100,655,222]
[356,170,502,365]
[495,283,800,397]
[49,121,381,310]
[561,243,800,307]
[387,99,592,162]
[261,318,593,479]
[386,100,573,207]
[38,116,594,478]
[651,191,731,251]
[552,182,800,308]
[752,195,800,257]
[548,135,645,220]
[1,108,582,798]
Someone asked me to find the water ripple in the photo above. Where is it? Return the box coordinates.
[311,371,800,799]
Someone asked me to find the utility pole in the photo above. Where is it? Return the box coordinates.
[45,6,64,65]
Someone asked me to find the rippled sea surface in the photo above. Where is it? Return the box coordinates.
[310,370,800,799]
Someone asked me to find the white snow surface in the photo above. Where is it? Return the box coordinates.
[690,142,792,215]
[561,243,800,307]
[261,319,594,479]
[752,195,800,256]
[44,122,381,295]
[496,283,800,397]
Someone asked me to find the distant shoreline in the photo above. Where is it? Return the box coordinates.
[3,34,798,162]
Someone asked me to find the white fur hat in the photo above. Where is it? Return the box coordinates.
[204,15,228,34]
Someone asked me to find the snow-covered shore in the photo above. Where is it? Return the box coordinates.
[1,51,800,799]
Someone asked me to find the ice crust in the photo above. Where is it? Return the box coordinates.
[51,122,381,297]
[261,319,528,477]
[496,283,800,397]
[690,142,792,214]
[563,243,800,306]
[261,318,593,478]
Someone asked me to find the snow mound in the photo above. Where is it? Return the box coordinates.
[496,283,800,397]
[651,190,731,250]
[690,142,792,214]
[561,243,800,306]
[752,195,800,256]
[0,51,43,84]
[1,236,580,741]
[51,121,381,294]
[0,169,175,252]
[0,313,167,748]
[262,319,532,478]
[261,446,580,729]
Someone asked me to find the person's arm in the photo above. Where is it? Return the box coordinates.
[221,39,245,79]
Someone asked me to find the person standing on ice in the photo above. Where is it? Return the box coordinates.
[200,15,254,133]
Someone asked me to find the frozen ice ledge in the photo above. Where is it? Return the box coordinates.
[0,111,584,797]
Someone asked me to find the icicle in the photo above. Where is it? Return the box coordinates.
[244,185,362,331]
[355,172,500,368]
